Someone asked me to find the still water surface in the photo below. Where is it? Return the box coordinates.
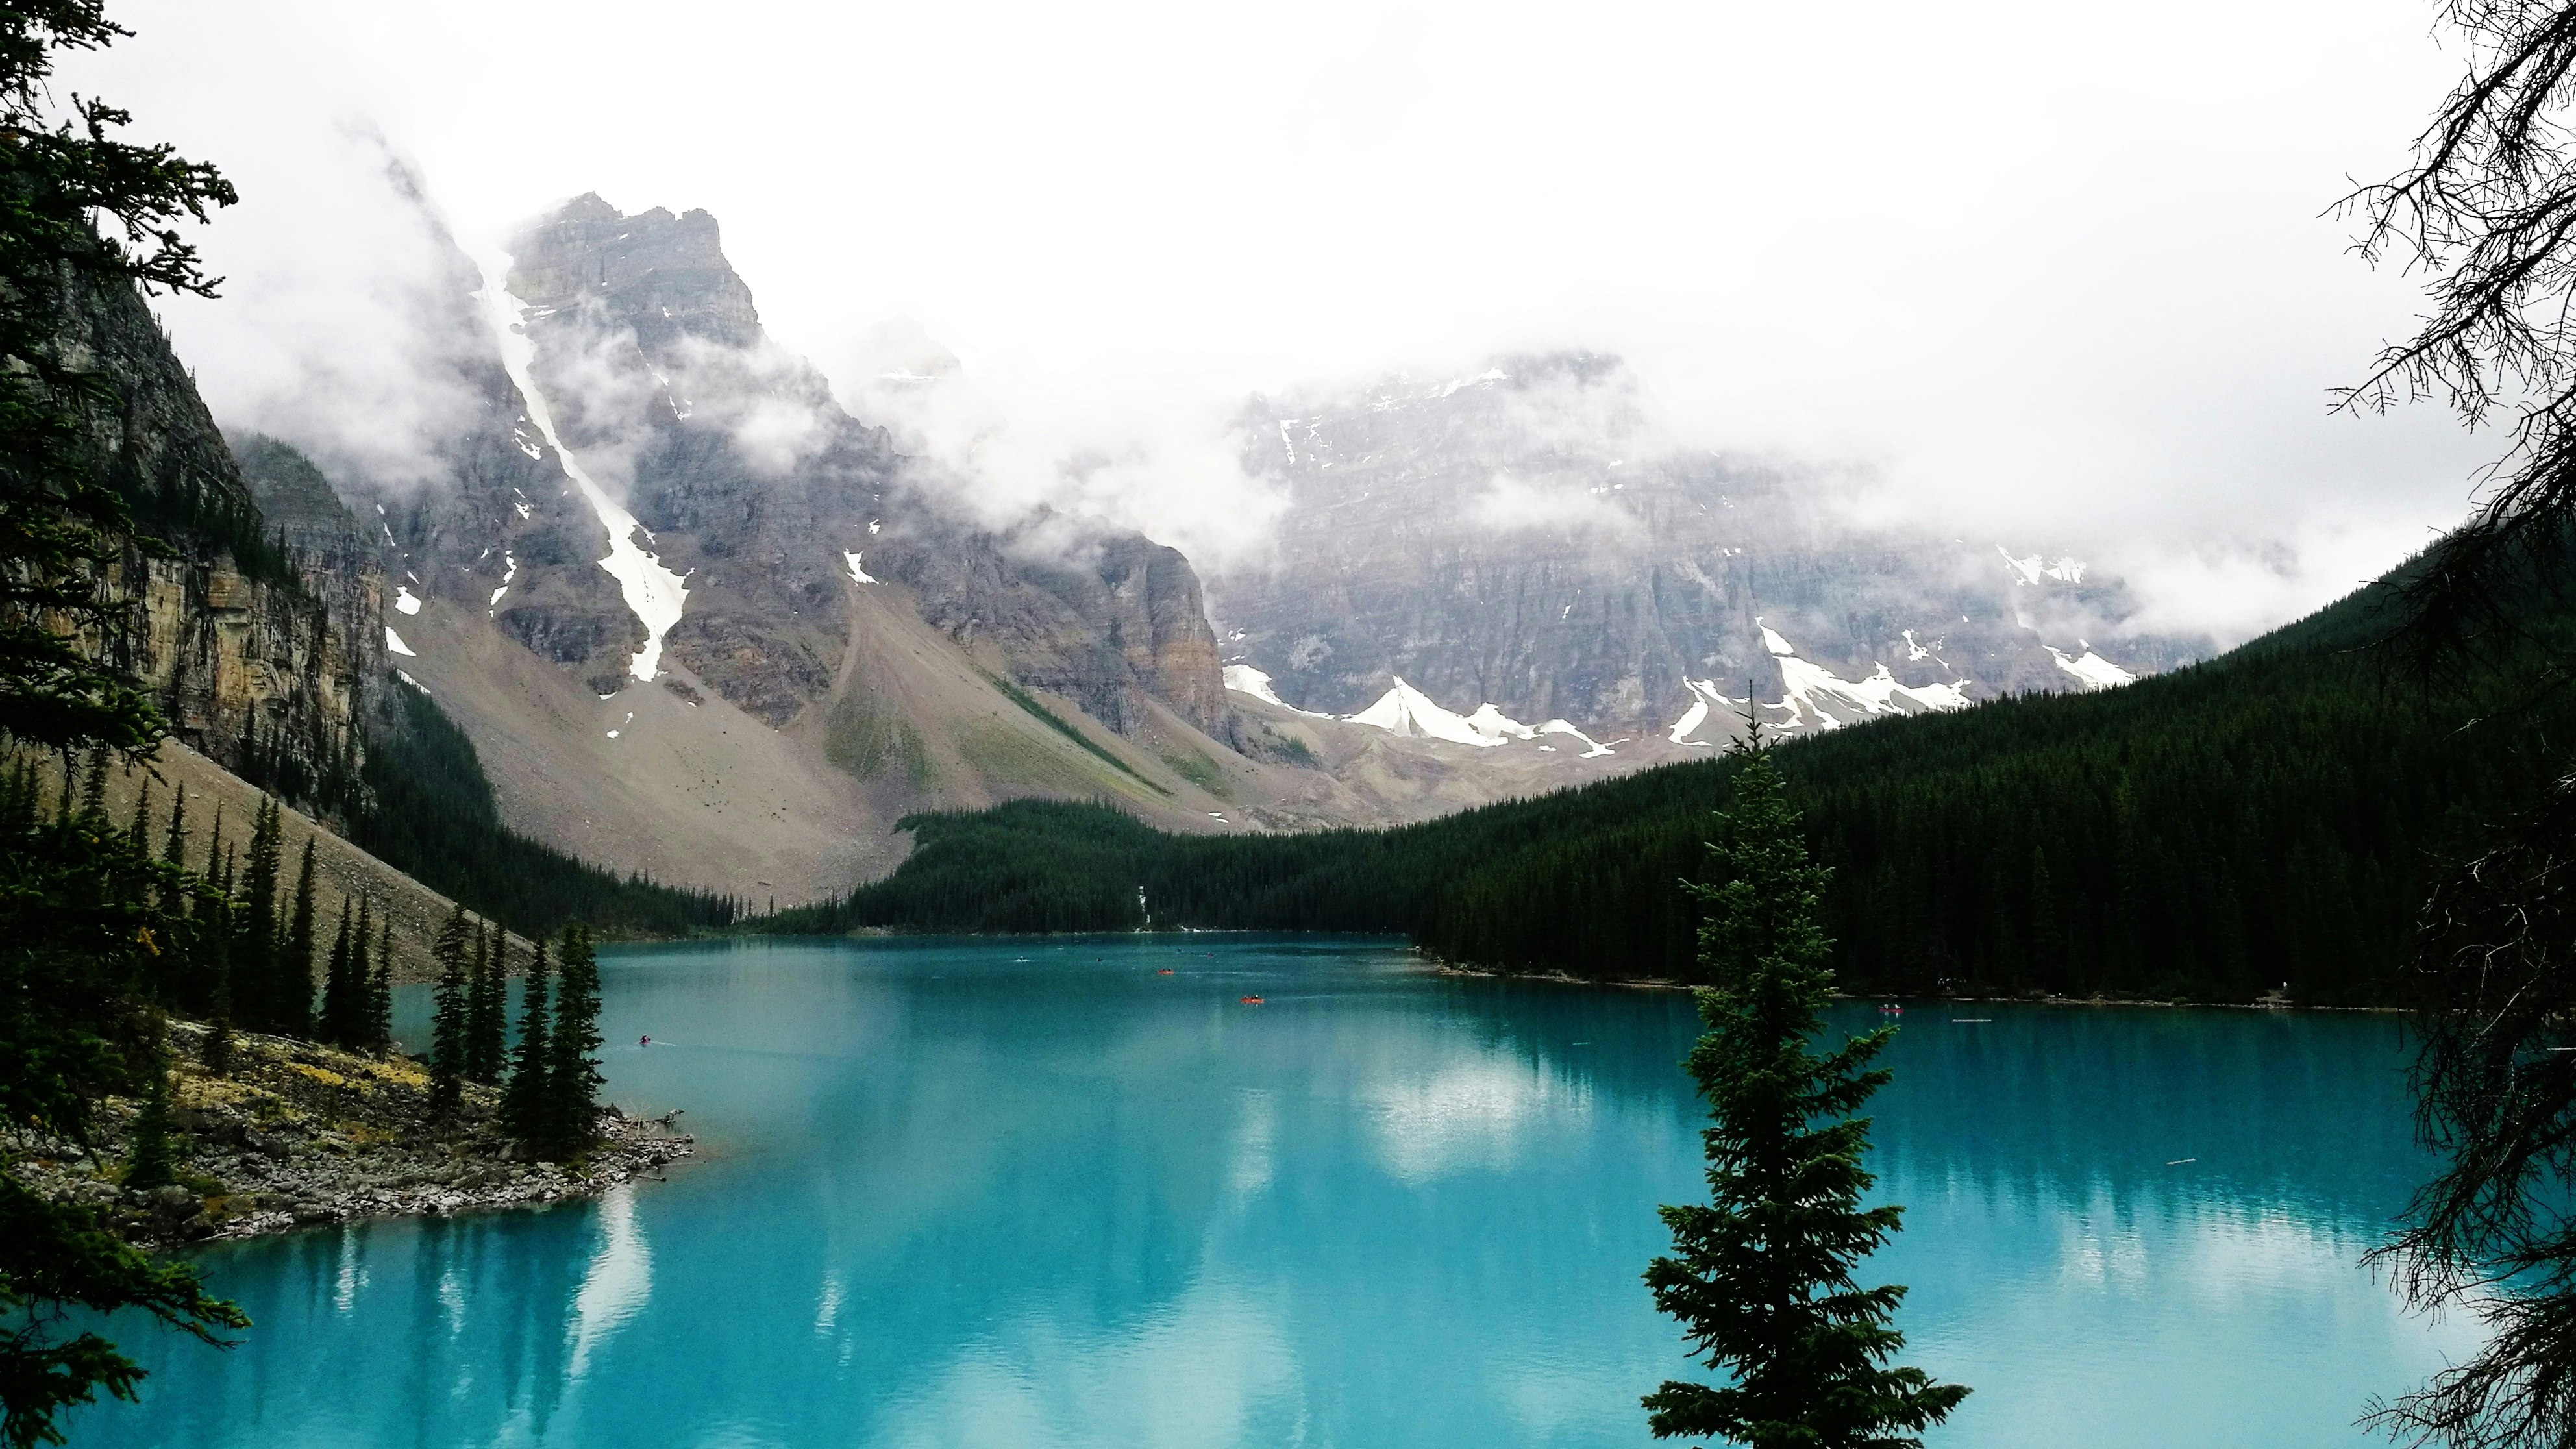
[72,935,2475,1447]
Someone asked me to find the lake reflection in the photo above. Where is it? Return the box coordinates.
[69,937,2476,1448]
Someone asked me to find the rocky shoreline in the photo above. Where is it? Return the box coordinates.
[10,1023,693,1250]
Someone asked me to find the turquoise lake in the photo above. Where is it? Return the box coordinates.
[69,935,2476,1446]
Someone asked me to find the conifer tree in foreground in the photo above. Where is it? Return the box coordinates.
[197,811,235,1075]
[123,776,148,855]
[233,797,280,1029]
[280,837,316,1035]
[0,0,249,1423]
[77,747,103,819]
[1643,736,1967,1447]
[365,910,393,1056]
[427,905,471,1113]
[317,898,357,1048]
[501,935,552,1145]
[122,1051,177,1195]
[544,924,603,1157]
[157,783,186,915]
[465,920,506,1084]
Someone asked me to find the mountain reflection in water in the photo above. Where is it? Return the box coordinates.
[70,937,2475,1448]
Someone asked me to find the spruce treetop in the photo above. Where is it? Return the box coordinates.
[1643,737,1967,1448]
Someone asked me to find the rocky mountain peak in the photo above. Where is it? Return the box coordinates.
[1211,353,2205,739]
[508,194,760,353]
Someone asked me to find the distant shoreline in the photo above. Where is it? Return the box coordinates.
[1426,962,2407,1013]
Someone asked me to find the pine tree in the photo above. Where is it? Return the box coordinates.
[428,904,471,1113]
[234,797,281,1030]
[280,836,316,1035]
[465,920,506,1084]
[196,892,234,1076]
[544,924,604,1158]
[77,746,105,818]
[365,911,393,1056]
[123,1053,177,1194]
[197,816,236,1074]
[157,784,187,917]
[501,935,552,1145]
[317,898,356,1047]
[123,776,149,855]
[1642,739,1967,1447]
[0,0,247,1416]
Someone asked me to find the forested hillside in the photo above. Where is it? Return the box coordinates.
[775,555,2576,1004]
[347,682,740,937]
[219,435,740,937]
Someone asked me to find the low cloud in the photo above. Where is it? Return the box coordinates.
[2091,524,2442,647]
[1467,472,1642,537]
[832,323,1289,573]
[166,124,490,493]
[658,332,839,477]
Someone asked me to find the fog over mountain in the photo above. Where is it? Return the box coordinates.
[65,0,2508,657]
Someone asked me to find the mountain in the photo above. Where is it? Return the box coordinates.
[39,243,719,971]
[219,190,2224,905]
[312,194,1309,899]
[783,547,2576,1006]
[1208,354,2204,744]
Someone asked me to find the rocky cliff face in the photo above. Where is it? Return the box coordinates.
[496,194,1228,735]
[232,434,373,589]
[286,203,645,699]
[889,523,1232,737]
[55,268,377,801]
[1209,353,2206,738]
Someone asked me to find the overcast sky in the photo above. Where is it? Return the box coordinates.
[71,0,2499,642]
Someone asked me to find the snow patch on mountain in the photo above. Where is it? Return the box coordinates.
[1346,677,1604,750]
[477,263,691,683]
[1537,719,1615,757]
[1669,678,1737,743]
[393,586,422,615]
[1742,629,1977,732]
[1346,677,1507,746]
[384,626,417,658]
[2046,646,2135,689]
[843,551,880,585]
[1224,665,1333,717]
[1999,547,2087,586]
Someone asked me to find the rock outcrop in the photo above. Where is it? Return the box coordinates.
[893,523,1232,738]
[497,193,1229,736]
[51,267,377,800]
[11,1021,690,1250]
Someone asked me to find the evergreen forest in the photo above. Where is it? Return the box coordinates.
[771,553,2576,1006]
[348,682,741,938]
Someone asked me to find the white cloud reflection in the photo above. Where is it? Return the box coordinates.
[1367,1051,1591,1185]
[565,1184,654,1380]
